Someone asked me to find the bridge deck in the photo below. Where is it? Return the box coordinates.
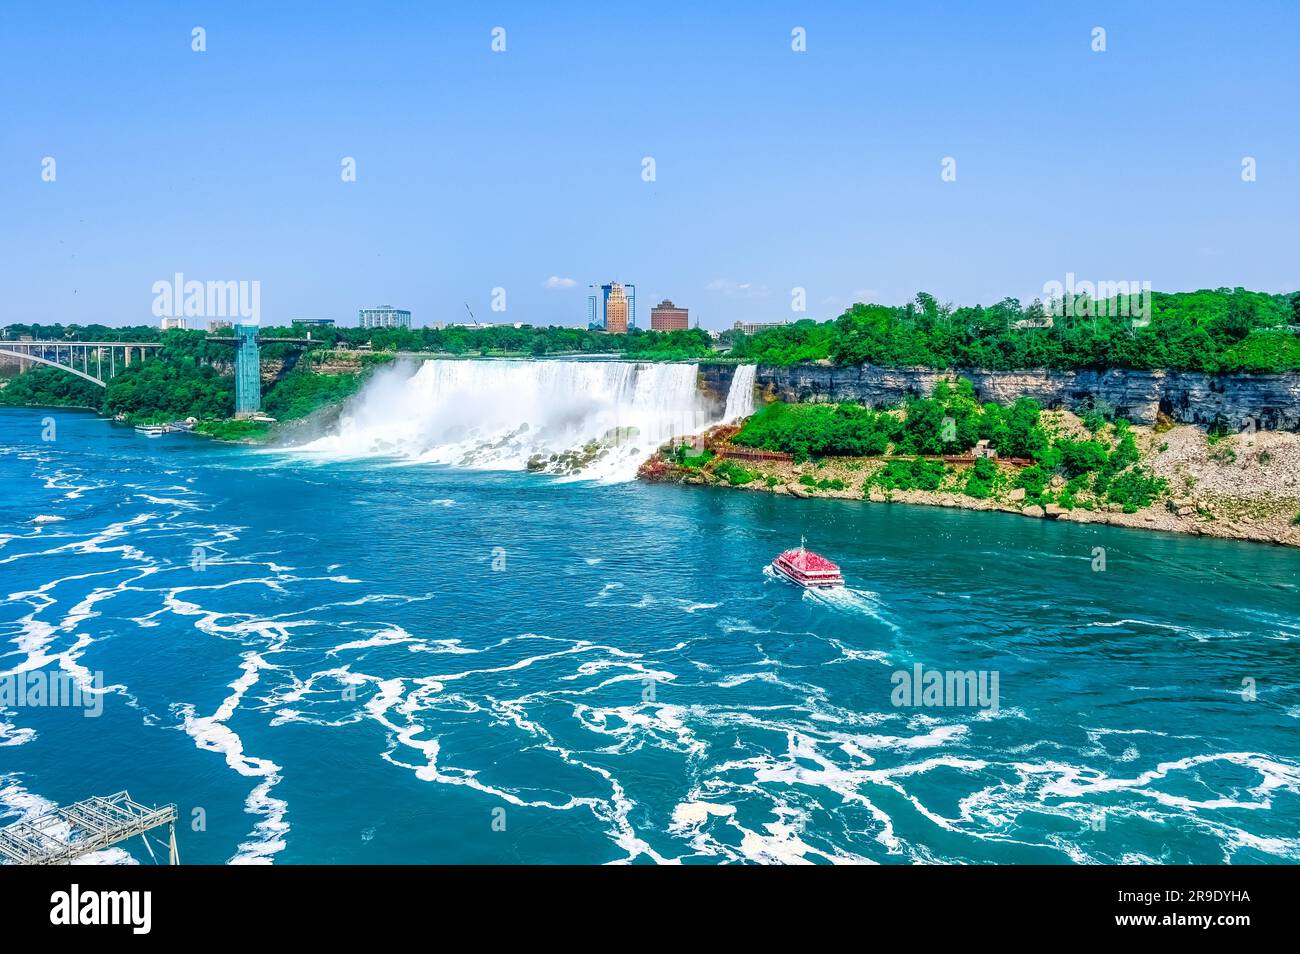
[1,341,162,348]
[0,792,176,865]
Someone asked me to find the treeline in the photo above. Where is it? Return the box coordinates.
[0,325,714,426]
[734,379,1045,461]
[0,366,104,409]
[728,287,1300,372]
[2,322,717,361]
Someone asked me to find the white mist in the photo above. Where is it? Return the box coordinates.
[296,359,757,483]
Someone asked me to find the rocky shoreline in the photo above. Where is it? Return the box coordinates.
[641,417,1300,548]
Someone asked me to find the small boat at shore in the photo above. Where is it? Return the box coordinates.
[771,538,844,588]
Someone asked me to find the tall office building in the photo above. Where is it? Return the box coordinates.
[650,300,689,331]
[587,282,636,331]
[358,305,412,329]
[605,283,630,334]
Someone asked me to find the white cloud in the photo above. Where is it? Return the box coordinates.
[705,278,770,299]
[542,276,577,289]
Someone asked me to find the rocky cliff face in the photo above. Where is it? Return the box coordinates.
[737,364,1300,431]
[696,363,738,416]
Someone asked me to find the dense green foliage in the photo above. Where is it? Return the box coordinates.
[1103,468,1168,512]
[736,380,1050,463]
[2,323,163,342]
[727,321,836,365]
[0,329,366,429]
[262,370,362,421]
[728,287,1300,372]
[2,322,716,360]
[0,366,104,408]
[894,378,1046,458]
[730,377,1170,511]
[261,323,711,360]
[1057,438,1111,478]
[9,285,1297,374]
[103,358,234,422]
[194,419,271,442]
[671,443,715,468]
[712,460,757,484]
[1015,417,1165,512]
[732,401,895,461]
[0,330,237,423]
[963,457,1001,499]
[864,458,948,492]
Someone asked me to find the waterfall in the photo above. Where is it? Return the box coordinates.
[723,365,757,422]
[296,359,757,482]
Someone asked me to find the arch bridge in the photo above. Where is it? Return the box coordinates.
[0,340,162,387]
[3,332,324,413]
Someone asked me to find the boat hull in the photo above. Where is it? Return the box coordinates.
[771,558,843,589]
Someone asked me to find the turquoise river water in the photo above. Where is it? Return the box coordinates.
[1,406,1298,864]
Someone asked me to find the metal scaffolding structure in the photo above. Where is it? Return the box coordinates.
[207,332,321,415]
[0,792,178,865]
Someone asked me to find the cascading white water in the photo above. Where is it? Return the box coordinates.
[296,359,758,483]
[723,364,757,422]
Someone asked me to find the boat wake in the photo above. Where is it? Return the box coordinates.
[806,585,902,632]
[763,564,900,630]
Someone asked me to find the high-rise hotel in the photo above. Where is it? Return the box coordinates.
[649,300,689,331]
[358,305,412,329]
[604,283,630,334]
[587,281,636,333]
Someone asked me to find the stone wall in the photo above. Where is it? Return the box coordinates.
[700,363,1300,431]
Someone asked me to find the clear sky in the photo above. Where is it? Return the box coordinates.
[2,0,1296,330]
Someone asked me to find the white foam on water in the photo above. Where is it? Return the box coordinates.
[174,653,289,864]
[800,583,902,633]
[0,719,36,747]
[671,801,736,828]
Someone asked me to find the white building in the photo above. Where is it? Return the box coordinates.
[358,305,412,329]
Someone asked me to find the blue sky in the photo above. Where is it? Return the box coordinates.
[2,0,1297,330]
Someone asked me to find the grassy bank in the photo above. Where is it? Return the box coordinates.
[641,378,1300,547]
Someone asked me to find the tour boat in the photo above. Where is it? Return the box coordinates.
[134,424,168,437]
[771,538,844,588]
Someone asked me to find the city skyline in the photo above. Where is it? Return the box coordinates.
[2,2,1297,330]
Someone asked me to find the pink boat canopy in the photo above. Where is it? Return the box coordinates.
[772,545,844,588]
